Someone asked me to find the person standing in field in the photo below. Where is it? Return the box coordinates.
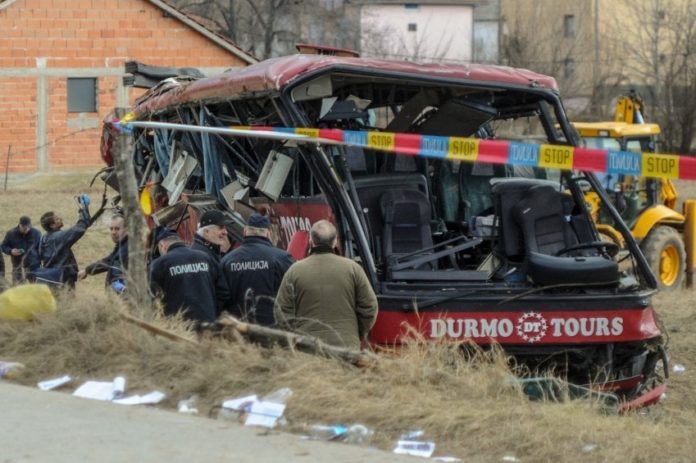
[274,220,378,349]
[1,216,41,284]
[35,198,91,289]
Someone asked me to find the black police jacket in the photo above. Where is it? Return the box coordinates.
[1,226,41,266]
[219,235,294,326]
[85,237,128,287]
[149,242,220,323]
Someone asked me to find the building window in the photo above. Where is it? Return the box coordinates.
[408,23,417,32]
[67,78,97,113]
[564,58,575,78]
[404,3,419,9]
[563,14,575,38]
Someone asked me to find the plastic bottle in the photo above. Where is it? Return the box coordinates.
[0,361,25,379]
[344,424,373,445]
[308,424,348,441]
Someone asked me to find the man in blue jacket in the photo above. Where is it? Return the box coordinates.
[36,200,91,289]
[1,216,41,284]
[219,213,294,326]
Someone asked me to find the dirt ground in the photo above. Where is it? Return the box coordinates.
[2,170,696,462]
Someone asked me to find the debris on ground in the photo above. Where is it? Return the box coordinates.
[0,284,56,321]
[37,375,72,391]
[0,293,693,462]
[0,361,25,379]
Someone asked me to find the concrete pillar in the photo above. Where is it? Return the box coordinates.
[35,58,48,171]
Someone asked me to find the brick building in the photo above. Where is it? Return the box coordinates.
[0,0,256,173]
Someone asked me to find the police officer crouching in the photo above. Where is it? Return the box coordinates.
[219,213,294,326]
[149,233,221,324]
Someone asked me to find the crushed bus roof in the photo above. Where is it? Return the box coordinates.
[133,54,559,116]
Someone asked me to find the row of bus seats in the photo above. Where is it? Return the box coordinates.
[351,173,619,286]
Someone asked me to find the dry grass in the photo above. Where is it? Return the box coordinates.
[1,171,696,462]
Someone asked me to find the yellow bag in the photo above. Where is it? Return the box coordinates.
[0,284,57,321]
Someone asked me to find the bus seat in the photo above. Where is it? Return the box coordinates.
[380,189,435,269]
[513,185,619,286]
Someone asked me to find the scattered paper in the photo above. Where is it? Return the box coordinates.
[37,375,72,391]
[223,394,259,411]
[112,376,126,398]
[244,400,286,428]
[113,391,166,406]
[434,457,462,462]
[393,440,436,458]
[73,381,116,401]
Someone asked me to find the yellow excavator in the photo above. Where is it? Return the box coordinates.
[573,91,689,290]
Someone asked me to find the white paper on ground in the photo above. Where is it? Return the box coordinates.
[112,376,126,398]
[244,401,286,428]
[222,394,258,411]
[113,391,166,405]
[73,381,116,401]
[393,440,436,458]
[37,375,72,391]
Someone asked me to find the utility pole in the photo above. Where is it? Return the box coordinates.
[593,0,600,117]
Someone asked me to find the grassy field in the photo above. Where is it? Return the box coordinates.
[1,171,696,462]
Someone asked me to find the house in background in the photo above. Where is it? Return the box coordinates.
[0,0,255,173]
[349,0,482,63]
[473,0,499,63]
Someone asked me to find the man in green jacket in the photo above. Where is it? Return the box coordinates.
[274,220,378,349]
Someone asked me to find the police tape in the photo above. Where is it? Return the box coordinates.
[120,120,694,180]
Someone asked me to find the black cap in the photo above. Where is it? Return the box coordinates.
[246,213,270,229]
[153,226,177,245]
[19,216,31,226]
[199,210,227,228]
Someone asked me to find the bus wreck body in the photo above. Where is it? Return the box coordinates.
[102,55,667,405]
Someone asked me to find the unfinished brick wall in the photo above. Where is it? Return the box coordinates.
[0,0,251,172]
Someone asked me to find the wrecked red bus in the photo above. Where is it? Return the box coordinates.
[101,54,667,405]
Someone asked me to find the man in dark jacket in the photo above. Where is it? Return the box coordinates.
[78,215,128,292]
[149,234,221,324]
[1,216,41,284]
[219,213,294,326]
[274,220,378,349]
[191,210,231,262]
[36,202,91,288]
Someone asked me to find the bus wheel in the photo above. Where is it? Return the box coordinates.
[641,226,686,290]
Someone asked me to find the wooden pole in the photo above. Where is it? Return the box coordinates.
[112,108,149,309]
[216,315,379,368]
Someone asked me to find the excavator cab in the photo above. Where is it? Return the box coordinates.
[572,92,688,290]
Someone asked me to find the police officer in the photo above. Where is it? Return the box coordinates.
[1,216,41,284]
[150,234,221,324]
[36,198,91,288]
[78,214,128,292]
[191,210,231,262]
[219,213,294,326]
